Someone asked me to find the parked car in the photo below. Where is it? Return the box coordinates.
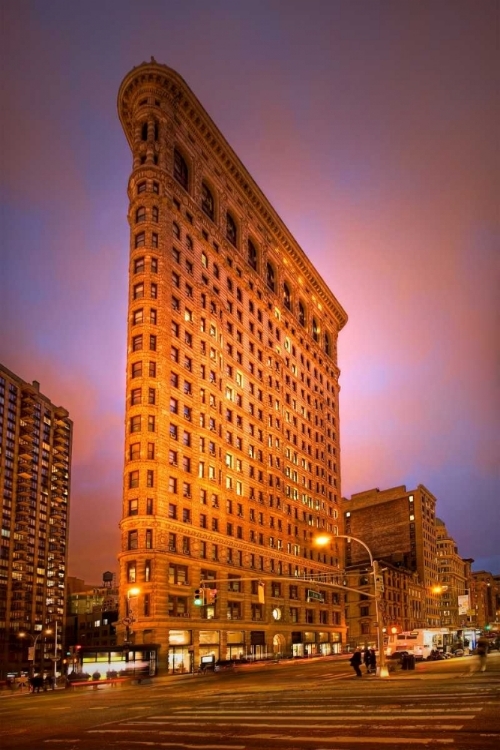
[387,651,409,662]
[214,658,248,671]
[453,648,464,657]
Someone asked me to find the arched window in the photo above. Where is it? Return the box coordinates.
[174,148,189,191]
[324,332,330,356]
[248,240,258,270]
[136,207,146,223]
[312,318,320,342]
[298,301,306,327]
[141,122,148,141]
[266,262,276,293]
[201,183,215,221]
[226,212,237,247]
[152,206,159,223]
[283,282,291,310]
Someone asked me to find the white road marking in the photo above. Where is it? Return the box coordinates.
[249,734,454,745]
[164,710,476,717]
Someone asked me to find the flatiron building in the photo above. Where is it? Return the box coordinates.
[118,59,348,673]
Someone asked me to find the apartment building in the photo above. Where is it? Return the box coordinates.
[0,365,72,676]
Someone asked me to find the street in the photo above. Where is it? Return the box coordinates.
[1,653,499,750]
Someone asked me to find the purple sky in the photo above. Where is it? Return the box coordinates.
[1,0,499,583]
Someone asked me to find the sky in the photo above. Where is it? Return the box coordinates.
[1,0,499,583]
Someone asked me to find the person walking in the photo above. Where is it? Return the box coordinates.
[369,649,377,675]
[349,649,363,677]
[363,649,371,674]
[477,637,489,672]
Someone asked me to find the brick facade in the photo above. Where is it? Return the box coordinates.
[117,60,349,673]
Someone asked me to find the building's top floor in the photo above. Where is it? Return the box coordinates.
[117,59,348,335]
[0,362,71,423]
[343,484,437,515]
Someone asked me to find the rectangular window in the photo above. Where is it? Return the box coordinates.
[130,415,141,433]
[129,443,140,461]
[133,283,144,299]
[133,308,144,325]
[131,388,141,405]
[128,498,138,516]
[128,530,138,550]
[127,561,136,583]
[134,257,145,273]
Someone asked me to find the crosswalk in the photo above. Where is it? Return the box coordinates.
[77,688,498,748]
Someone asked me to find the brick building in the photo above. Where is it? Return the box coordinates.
[117,59,348,673]
[345,562,426,650]
[343,484,441,627]
[435,518,472,629]
[0,364,72,677]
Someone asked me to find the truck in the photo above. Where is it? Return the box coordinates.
[387,628,450,661]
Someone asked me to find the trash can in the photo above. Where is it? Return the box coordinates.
[407,654,415,670]
[401,654,408,670]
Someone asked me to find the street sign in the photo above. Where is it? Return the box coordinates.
[375,576,385,593]
[307,589,324,603]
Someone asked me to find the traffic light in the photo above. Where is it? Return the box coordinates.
[207,588,218,605]
[194,588,205,606]
[389,625,401,635]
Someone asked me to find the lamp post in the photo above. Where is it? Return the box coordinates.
[19,628,52,677]
[316,533,389,678]
[124,587,141,644]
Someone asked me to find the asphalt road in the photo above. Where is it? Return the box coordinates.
[1,652,499,750]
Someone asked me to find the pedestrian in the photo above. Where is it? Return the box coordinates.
[349,649,363,677]
[477,637,489,672]
[45,674,54,691]
[369,649,377,675]
[363,649,371,674]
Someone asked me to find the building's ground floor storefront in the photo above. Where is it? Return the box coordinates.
[168,627,344,674]
[74,628,344,677]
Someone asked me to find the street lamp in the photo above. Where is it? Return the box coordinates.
[316,533,389,678]
[19,628,53,677]
[124,587,141,644]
